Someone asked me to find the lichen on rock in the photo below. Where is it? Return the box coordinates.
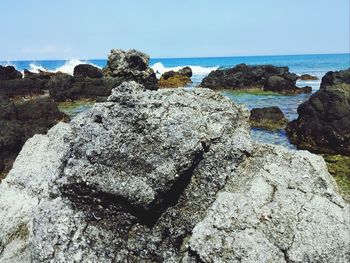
[0,81,349,262]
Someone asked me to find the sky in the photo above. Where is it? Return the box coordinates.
[0,0,349,60]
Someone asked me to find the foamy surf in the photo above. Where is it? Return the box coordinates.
[26,59,101,75]
[151,62,218,78]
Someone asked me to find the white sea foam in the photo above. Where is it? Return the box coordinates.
[27,59,101,75]
[151,62,218,78]
[28,63,49,73]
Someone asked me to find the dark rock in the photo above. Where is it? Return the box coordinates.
[286,69,350,155]
[0,65,22,80]
[250,106,287,130]
[0,95,67,178]
[178,66,192,78]
[159,67,193,88]
[24,69,57,80]
[301,86,312,93]
[0,78,48,97]
[298,74,319,81]
[200,63,307,95]
[73,64,103,79]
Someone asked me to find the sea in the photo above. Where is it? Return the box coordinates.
[2,53,349,149]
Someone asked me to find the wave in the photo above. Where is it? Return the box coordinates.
[151,62,218,78]
[27,59,101,75]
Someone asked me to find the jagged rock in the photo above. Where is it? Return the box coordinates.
[0,81,349,263]
[0,78,48,97]
[200,63,309,95]
[23,69,57,80]
[0,65,22,80]
[159,67,193,88]
[0,95,67,178]
[298,74,319,81]
[73,64,103,79]
[250,106,287,130]
[103,49,158,90]
[286,69,350,155]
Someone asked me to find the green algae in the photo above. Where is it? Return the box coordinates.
[58,100,96,118]
[221,89,281,96]
[322,154,350,202]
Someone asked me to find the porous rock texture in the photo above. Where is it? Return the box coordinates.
[286,69,350,155]
[0,81,349,263]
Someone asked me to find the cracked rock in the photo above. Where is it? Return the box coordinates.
[0,81,349,262]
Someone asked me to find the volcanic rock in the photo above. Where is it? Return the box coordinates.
[0,81,349,262]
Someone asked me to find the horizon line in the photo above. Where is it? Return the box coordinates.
[1,52,349,63]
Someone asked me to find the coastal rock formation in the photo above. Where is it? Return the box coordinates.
[73,64,103,79]
[0,81,349,263]
[0,78,48,97]
[49,49,158,101]
[159,67,193,88]
[298,74,319,81]
[103,49,158,90]
[286,69,350,155]
[200,63,311,94]
[250,106,287,129]
[0,65,22,80]
[0,95,67,179]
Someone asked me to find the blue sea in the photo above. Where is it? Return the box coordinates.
[2,53,349,149]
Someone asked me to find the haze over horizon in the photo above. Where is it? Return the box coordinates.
[1,0,349,61]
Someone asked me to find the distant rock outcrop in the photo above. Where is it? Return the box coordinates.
[200,64,311,94]
[286,69,350,155]
[73,64,103,79]
[298,74,319,81]
[48,49,158,101]
[159,66,192,88]
[0,65,22,80]
[250,106,287,130]
[0,81,349,263]
[0,95,67,179]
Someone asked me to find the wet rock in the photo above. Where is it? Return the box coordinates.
[298,74,319,80]
[0,65,22,80]
[286,69,350,155]
[73,64,103,79]
[0,95,67,178]
[0,81,349,262]
[200,63,308,95]
[159,67,193,88]
[250,106,288,130]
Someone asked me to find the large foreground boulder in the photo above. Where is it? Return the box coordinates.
[286,69,350,155]
[200,64,311,94]
[0,96,67,179]
[0,82,349,262]
[159,67,193,88]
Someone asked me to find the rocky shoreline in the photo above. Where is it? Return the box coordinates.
[0,49,349,262]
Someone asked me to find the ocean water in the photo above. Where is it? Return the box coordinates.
[2,53,349,149]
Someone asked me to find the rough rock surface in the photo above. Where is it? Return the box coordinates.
[0,81,349,263]
[286,69,350,155]
[0,95,67,178]
[159,67,193,88]
[250,106,287,130]
[0,65,22,80]
[73,64,103,79]
[200,63,310,94]
[103,49,158,90]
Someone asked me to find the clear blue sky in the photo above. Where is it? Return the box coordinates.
[0,0,349,60]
